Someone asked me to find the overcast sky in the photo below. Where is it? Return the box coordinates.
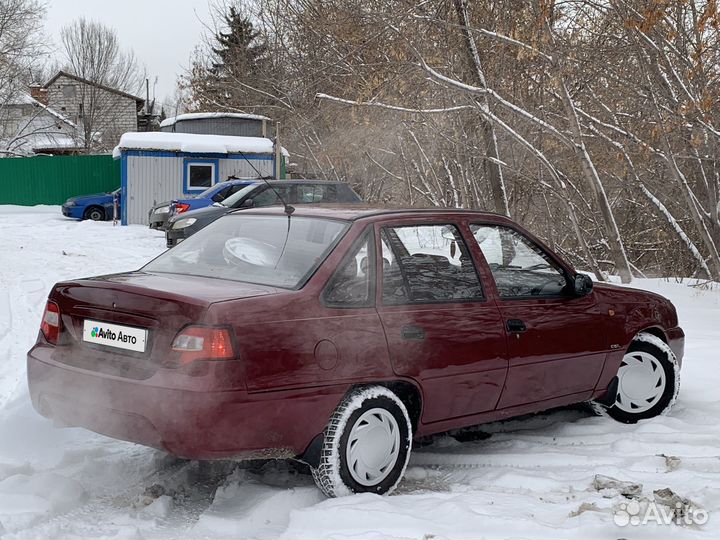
[44,0,213,104]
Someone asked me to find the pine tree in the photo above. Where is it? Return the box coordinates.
[211,7,266,81]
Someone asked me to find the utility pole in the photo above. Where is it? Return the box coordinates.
[274,121,282,179]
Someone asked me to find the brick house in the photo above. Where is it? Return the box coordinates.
[41,71,145,152]
[0,91,85,156]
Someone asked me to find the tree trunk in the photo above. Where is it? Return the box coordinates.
[453,0,509,217]
[556,80,633,283]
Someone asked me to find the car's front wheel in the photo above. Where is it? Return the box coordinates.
[593,332,680,423]
[311,386,412,497]
[84,206,105,221]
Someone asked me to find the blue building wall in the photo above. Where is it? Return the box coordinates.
[119,150,278,225]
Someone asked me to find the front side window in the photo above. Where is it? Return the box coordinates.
[144,215,349,289]
[222,183,260,207]
[381,224,484,304]
[186,162,215,190]
[251,185,292,207]
[323,230,374,307]
[470,224,567,298]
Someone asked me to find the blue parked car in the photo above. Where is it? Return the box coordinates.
[147,179,253,230]
[62,188,121,221]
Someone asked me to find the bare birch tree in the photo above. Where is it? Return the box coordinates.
[60,18,145,152]
[178,0,720,281]
[0,0,47,154]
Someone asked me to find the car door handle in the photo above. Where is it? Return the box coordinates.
[506,319,527,333]
[401,325,426,340]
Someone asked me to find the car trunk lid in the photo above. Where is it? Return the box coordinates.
[48,271,279,379]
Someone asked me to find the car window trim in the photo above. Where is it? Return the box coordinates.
[320,226,376,309]
[377,221,487,307]
[468,222,573,301]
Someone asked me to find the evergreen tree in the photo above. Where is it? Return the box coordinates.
[211,7,266,82]
[181,6,272,111]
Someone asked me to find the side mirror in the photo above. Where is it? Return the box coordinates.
[573,273,594,297]
[240,198,254,208]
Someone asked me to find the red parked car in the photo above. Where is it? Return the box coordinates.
[28,206,684,497]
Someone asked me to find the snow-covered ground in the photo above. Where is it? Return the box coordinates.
[0,206,718,539]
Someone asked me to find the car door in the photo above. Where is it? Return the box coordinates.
[375,220,508,424]
[468,223,607,409]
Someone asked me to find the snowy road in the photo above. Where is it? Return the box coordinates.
[0,206,718,539]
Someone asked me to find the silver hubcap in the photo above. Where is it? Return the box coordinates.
[346,408,400,486]
[616,351,666,413]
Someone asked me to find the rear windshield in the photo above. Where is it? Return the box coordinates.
[143,215,349,289]
[195,183,227,198]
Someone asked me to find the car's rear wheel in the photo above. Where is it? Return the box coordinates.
[84,206,105,221]
[311,386,412,497]
[593,333,680,423]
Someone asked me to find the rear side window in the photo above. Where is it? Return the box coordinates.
[381,224,484,304]
[323,230,375,307]
[296,184,330,203]
[335,183,362,202]
[295,183,361,204]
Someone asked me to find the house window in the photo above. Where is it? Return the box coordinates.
[185,160,217,191]
[63,85,76,99]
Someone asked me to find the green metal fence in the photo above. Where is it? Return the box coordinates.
[0,155,120,205]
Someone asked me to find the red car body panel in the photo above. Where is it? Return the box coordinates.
[379,301,507,423]
[27,207,685,460]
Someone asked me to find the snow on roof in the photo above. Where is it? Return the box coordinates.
[32,133,84,151]
[112,132,288,159]
[160,112,272,128]
[12,92,79,129]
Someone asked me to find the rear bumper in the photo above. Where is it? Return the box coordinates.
[27,343,343,460]
[148,213,171,230]
[667,326,685,367]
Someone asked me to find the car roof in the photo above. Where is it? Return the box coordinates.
[230,204,511,223]
[247,179,353,185]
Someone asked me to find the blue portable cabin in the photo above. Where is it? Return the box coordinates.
[112,131,287,225]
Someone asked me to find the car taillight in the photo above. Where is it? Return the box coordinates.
[171,326,235,364]
[175,203,191,214]
[40,300,61,344]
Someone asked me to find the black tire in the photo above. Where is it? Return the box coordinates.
[594,333,680,424]
[84,206,105,221]
[311,386,412,497]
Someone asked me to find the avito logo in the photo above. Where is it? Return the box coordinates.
[90,326,137,345]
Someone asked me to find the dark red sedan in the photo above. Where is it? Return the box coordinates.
[28,206,684,497]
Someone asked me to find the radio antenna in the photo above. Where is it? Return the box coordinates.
[237,152,294,216]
